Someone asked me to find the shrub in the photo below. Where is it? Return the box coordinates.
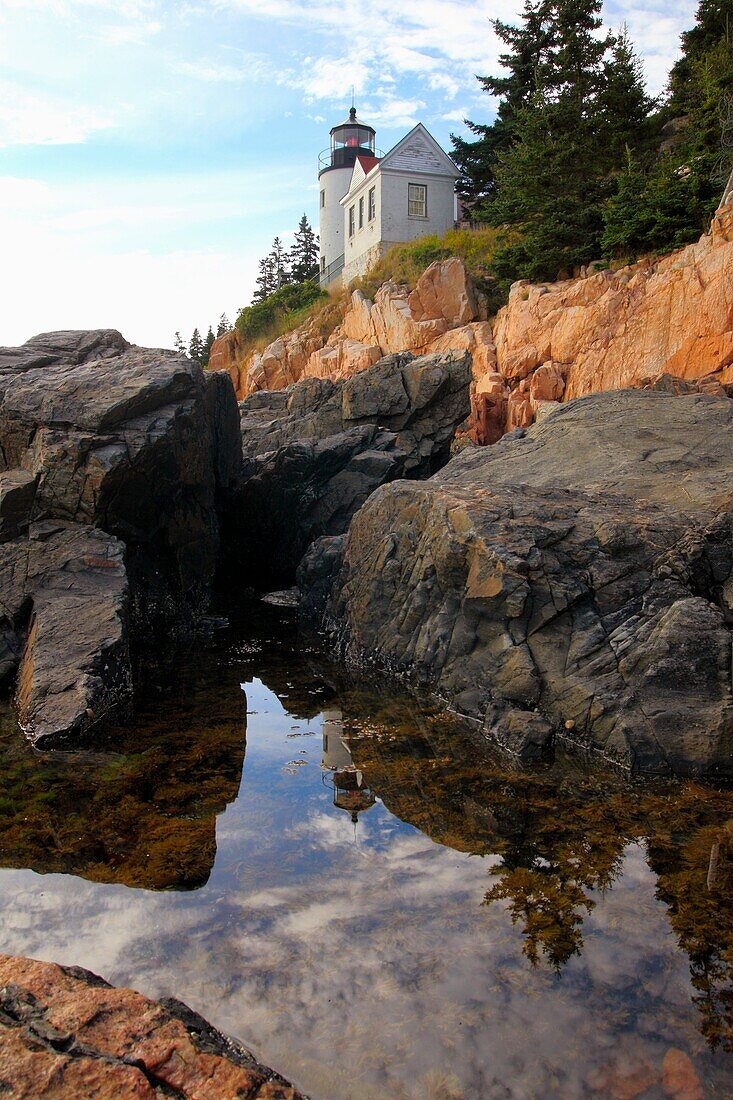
[235,280,326,342]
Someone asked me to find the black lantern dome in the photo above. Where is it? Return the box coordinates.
[319,107,377,174]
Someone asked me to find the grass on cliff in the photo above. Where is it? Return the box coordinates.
[229,226,508,363]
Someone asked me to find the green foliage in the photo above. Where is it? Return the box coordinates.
[602,1,733,259]
[601,154,712,258]
[451,0,553,206]
[290,214,320,283]
[482,0,646,281]
[188,327,204,362]
[235,279,325,342]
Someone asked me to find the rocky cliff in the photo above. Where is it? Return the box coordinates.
[211,202,733,445]
[303,390,733,777]
[209,257,488,399]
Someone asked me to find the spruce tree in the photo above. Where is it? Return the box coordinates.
[202,326,216,367]
[599,26,656,164]
[451,0,553,209]
[173,332,187,356]
[290,214,320,283]
[488,0,614,280]
[189,328,204,362]
[217,313,231,337]
[270,237,290,290]
[252,255,276,303]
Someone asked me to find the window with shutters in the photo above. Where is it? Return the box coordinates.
[408,183,427,217]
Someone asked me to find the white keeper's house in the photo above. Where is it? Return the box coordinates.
[318,107,460,288]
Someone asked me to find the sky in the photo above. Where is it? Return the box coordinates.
[0,0,698,350]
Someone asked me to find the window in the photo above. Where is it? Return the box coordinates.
[368,186,376,220]
[320,190,325,208]
[320,256,326,273]
[348,205,355,237]
[359,196,364,229]
[408,183,427,217]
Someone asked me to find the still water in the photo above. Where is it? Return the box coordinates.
[0,607,732,1099]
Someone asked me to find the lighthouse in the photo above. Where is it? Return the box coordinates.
[318,107,378,285]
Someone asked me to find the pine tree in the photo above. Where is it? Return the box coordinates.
[252,255,276,303]
[451,0,553,209]
[487,0,614,280]
[270,236,290,289]
[201,326,216,367]
[599,26,656,164]
[289,214,320,283]
[173,332,187,356]
[602,2,733,258]
[217,313,231,337]
[189,328,204,362]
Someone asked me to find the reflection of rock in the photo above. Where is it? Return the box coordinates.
[314,390,733,776]
[225,349,470,588]
[0,330,242,746]
[0,953,305,1099]
[0,652,247,890]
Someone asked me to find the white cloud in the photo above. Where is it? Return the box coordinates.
[93,19,163,44]
[0,81,113,147]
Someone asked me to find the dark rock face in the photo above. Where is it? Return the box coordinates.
[228,350,471,588]
[0,953,306,1098]
[309,391,733,776]
[0,330,242,746]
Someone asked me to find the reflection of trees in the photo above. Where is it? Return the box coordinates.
[342,698,733,1045]
[646,795,733,1052]
[0,653,247,891]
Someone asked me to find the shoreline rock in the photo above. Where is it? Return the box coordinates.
[0,953,306,1099]
[304,389,733,777]
[0,330,242,746]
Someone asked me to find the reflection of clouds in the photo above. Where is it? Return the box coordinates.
[0,675,730,1100]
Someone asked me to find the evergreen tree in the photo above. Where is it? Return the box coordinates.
[173,331,187,356]
[451,0,554,209]
[289,214,320,283]
[252,255,276,303]
[201,326,216,367]
[216,313,231,337]
[602,1,733,258]
[188,328,204,362]
[599,26,656,164]
[487,0,614,281]
[270,236,290,289]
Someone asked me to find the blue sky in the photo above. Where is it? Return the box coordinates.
[0,0,697,349]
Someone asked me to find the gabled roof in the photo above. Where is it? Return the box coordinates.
[356,154,380,175]
[380,123,459,178]
[341,154,381,203]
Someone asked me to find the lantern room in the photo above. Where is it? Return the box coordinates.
[319,107,376,174]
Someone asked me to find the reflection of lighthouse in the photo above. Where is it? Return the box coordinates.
[321,708,376,825]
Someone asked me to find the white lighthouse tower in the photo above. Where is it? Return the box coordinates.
[318,107,378,286]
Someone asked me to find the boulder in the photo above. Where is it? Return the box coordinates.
[3,524,131,747]
[0,954,305,1099]
[0,330,242,745]
[312,390,733,776]
[226,350,471,588]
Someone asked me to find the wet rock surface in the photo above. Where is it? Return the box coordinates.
[309,389,733,775]
[0,953,305,1099]
[226,349,471,588]
[0,330,241,746]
